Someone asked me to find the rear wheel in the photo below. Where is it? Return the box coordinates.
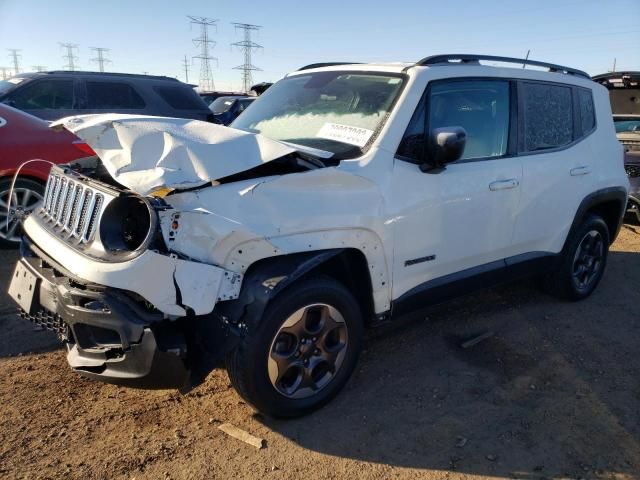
[543,214,609,300]
[0,178,44,248]
[225,275,363,417]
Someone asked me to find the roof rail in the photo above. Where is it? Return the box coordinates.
[298,62,362,71]
[43,70,181,81]
[416,54,590,79]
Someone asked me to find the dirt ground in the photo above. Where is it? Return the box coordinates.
[1,226,639,480]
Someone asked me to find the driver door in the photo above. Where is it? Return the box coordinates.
[389,78,523,304]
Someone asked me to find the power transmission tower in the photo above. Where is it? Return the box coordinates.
[7,49,21,75]
[188,16,218,91]
[231,23,262,93]
[32,65,47,72]
[60,43,79,71]
[90,47,111,72]
[182,54,190,83]
[0,67,10,79]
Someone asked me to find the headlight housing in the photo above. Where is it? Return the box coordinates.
[99,194,157,259]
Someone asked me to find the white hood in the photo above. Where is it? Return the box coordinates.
[52,114,325,196]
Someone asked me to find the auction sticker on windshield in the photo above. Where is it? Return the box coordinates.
[317,123,374,148]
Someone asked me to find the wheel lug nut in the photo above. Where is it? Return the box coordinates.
[312,337,317,342]
[314,348,320,355]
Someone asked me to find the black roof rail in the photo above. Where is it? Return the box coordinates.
[416,54,590,79]
[43,70,181,82]
[298,62,362,71]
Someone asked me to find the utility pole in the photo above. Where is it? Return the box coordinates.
[231,23,262,93]
[612,58,616,72]
[31,65,47,72]
[90,47,111,72]
[0,67,10,79]
[7,49,21,75]
[60,43,79,71]
[188,16,218,91]
[182,54,190,83]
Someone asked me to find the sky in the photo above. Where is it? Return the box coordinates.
[0,0,638,91]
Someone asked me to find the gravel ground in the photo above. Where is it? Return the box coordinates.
[0,226,639,480]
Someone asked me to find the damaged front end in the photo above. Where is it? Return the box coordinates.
[13,161,244,391]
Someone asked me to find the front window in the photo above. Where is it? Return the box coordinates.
[232,71,405,157]
[211,97,238,114]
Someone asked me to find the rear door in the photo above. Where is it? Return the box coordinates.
[390,78,523,300]
[511,81,596,255]
[7,78,77,120]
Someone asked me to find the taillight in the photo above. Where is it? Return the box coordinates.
[72,140,96,157]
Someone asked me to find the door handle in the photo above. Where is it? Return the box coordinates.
[489,179,519,191]
[570,166,591,176]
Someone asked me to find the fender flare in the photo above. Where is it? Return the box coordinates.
[567,186,628,247]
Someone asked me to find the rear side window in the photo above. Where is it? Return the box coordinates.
[87,82,145,109]
[522,82,573,151]
[154,85,205,110]
[578,88,595,134]
[11,80,73,109]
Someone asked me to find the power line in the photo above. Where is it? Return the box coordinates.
[7,49,21,75]
[90,47,111,72]
[231,23,263,93]
[32,65,47,72]
[182,54,190,83]
[60,43,79,71]
[188,16,218,91]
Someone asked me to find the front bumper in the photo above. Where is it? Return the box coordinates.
[14,238,190,388]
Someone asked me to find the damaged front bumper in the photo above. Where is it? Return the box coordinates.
[9,217,244,390]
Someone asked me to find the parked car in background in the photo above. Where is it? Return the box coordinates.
[593,71,640,223]
[0,71,213,122]
[210,95,256,125]
[9,55,628,417]
[198,90,247,105]
[0,104,92,246]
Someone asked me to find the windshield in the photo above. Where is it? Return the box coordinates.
[0,77,27,96]
[232,71,405,157]
[211,97,240,114]
[615,118,640,134]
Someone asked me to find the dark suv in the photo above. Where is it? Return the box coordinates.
[0,71,212,122]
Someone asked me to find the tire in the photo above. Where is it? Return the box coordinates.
[0,177,45,248]
[225,275,364,418]
[543,214,610,301]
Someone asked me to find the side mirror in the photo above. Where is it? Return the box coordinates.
[421,126,466,172]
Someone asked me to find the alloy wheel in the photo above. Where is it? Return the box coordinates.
[267,303,349,399]
[0,187,43,243]
[571,229,604,291]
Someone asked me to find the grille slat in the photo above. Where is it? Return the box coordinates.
[39,172,103,244]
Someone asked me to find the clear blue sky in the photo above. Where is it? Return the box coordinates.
[0,0,638,90]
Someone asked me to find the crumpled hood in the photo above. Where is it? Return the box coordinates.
[51,114,299,195]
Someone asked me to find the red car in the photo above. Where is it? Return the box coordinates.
[0,104,93,246]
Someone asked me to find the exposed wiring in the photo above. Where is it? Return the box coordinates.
[6,159,56,232]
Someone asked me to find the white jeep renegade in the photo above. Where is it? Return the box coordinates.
[9,54,629,417]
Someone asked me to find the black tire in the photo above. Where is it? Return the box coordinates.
[543,214,610,301]
[0,177,45,249]
[225,275,363,418]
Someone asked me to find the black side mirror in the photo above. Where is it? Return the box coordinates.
[421,126,466,172]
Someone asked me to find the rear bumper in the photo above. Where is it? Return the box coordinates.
[15,238,190,389]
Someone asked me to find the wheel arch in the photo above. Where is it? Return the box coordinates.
[569,187,628,246]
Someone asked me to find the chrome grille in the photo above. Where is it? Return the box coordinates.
[40,172,104,243]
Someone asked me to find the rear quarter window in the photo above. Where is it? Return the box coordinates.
[578,88,596,134]
[153,85,206,110]
[522,82,573,152]
[87,81,145,109]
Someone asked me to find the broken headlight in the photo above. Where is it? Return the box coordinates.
[99,194,157,258]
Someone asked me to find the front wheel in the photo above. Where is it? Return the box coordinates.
[225,275,363,417]
[0,178,45,248]
[543,214,610,300]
